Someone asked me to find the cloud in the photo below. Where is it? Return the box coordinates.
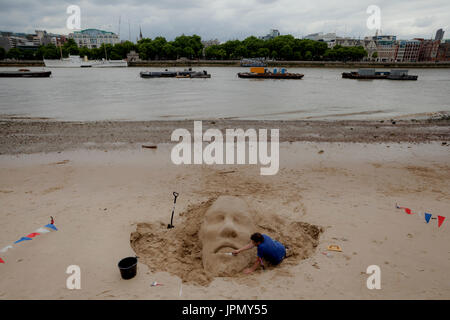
[0,0,448,41]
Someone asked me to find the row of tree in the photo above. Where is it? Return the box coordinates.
[1,34,368,62]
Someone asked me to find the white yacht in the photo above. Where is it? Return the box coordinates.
[44,55,93,68]
[44,55,127,68]
[91,58,128,68]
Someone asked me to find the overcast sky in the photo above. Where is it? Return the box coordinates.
[0,0,448,41]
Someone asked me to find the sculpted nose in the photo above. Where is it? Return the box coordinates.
[219,222,238,238]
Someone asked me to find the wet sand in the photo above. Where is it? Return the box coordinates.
[0,118,449,155]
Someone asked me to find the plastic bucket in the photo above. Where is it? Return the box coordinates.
[118,256,138,280]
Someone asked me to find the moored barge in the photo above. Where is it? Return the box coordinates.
[238,67,304,79]
[342,69,418,80]
[0,69,51,78]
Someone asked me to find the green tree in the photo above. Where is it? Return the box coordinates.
[280,44,293,60]
[6,48,23,60]
[0,47,5,60]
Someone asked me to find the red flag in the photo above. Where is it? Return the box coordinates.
[438,216,446,228]
[398,206,414,214]
[0,257,4,264]
[26,233,40,238]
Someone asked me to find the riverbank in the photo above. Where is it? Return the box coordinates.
[0,118,449,155]
[2,60,450,68]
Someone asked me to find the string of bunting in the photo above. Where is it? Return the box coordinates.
[0,216,58,264]
[396,205,446,228]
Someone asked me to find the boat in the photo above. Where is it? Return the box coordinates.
[44,55,127,68]
[342,69,418,80]
[238,67,304,79]
[240,58,267,67]
[44,55,93,68]
[0,69,51,78]
[140,68,211,78]
[386,69,418,80]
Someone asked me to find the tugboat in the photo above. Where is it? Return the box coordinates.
[342,69,418,80]
[0,69,51,78]
[238,67,304,79]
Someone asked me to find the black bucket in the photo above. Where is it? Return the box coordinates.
[118,256,138,280]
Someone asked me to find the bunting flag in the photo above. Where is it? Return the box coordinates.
[438,216,446,228]
[14,237,32,244]
[0,217,57,265]
[26,233,40,238]
[396,204,446,228]
[35,227,50,234]
[45,224,58,231]
[396,205,415,215]
[0,245,13,253]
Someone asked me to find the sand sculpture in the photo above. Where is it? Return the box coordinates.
[131,196,322,285]
[198,196,257,276]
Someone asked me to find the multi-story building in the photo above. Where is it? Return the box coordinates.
[435,29,445,41]
[259,29,280,41]
[374,40,398,62]
[415,38,440,61]
[395,40,421,62]
[69,29,120,49]
[436,40,450,61]
[304,32,336,48]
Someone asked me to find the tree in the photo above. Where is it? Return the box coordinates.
[162,43,176,59]
[0,47,5,60]
[280,44,293,60]
[6,48,23,60]
[304,51,312,60]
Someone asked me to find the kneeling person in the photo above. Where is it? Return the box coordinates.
[233,232,286,274]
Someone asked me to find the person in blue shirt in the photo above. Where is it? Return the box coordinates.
[233,232,286,274]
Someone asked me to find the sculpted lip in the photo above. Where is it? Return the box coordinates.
[213,243,238,254]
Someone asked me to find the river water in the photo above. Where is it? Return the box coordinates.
[0,66,449,121]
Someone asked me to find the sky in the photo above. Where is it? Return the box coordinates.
[0,0,448,42]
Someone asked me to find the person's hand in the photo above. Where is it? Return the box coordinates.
[232,250,239,256]
[243,268,254,274]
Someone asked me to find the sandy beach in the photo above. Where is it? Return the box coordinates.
[0,119,449,299]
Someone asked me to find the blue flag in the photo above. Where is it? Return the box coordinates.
[45,224,58,231]
[14,237,32,244]
[424,213,432,223]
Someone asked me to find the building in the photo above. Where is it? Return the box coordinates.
[395,40,421,62]
[259,29,280,41]
[201,39,220,48]
[374,39,398,62]
[69,29,120,49]
[435,29,445,41]
[415,38,440,61]
[303,32,337,48]
[335,37,362,47]
[436,40,450,61]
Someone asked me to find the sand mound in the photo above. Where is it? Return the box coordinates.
[131,197,322,286]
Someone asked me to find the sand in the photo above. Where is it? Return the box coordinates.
[1,118,450,155]
[0,121,449,299]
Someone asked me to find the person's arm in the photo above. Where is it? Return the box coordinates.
[243,257,261,274]
[232,242,255,255]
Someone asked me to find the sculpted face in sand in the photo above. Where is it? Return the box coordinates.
[199,196,255,276]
